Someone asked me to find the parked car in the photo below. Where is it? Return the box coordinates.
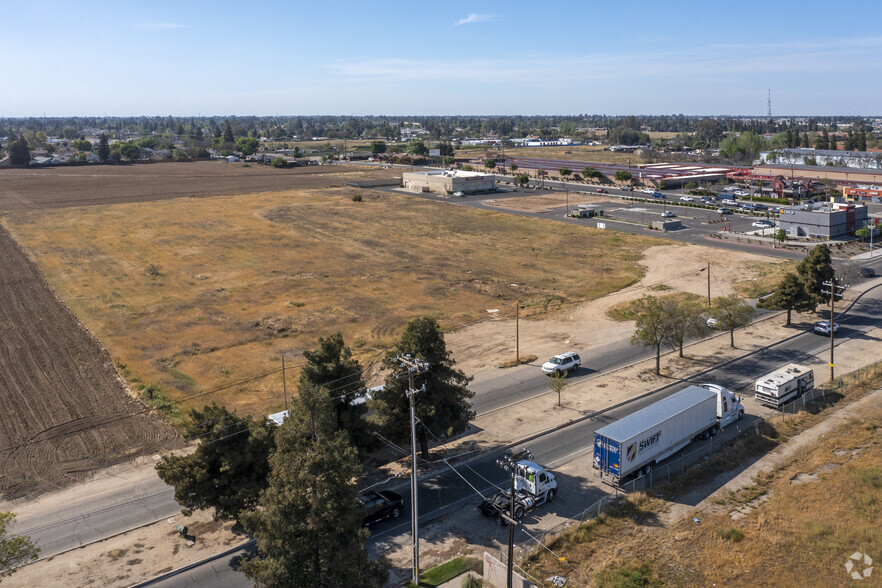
[706,317,719,328]
[740,203,757,211]
[721,198,738,206]
[753,220,775,228]
[813,321,840,335]
[860,267,876,278]
[717,207,732,214]
[723,186,739,192]
[453,191,465,197]
[700,196,713,203]
[359,490,403,526]
[753,203,768,211]
[661,210,676,217]
[541,352,581,376]
[680,196,695,202]
[734,190,749,197]
[595,188,608,194]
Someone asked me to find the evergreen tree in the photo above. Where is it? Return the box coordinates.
[298,333,373,453]
[796,244,834,309]
[0,512,39,580]
[156,403,274,521]
[97,133,110,162]
[817,128,829,150]
[8,134,31,165]
[858,128,867,151]
[223,120,235,143]
[759,273,814,325]
[373,316,474,459]
[240,384,388,588]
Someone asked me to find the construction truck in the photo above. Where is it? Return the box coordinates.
[478,460,557,522]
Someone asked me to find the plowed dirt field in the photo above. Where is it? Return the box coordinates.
[0,161,398,211]
[0,225,182,498]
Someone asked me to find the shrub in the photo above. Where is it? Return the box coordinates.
[352,194,363,202]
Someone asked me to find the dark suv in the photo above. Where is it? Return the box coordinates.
[359,490,403,526]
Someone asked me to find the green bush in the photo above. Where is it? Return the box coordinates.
[352,194,363,202]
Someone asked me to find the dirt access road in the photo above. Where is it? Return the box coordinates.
[0,225,182,498]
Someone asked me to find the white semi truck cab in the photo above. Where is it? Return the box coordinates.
[478,460,557,521]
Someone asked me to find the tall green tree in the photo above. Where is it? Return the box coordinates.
[240,384,388,588]
[796,244,834,309]
[223,120,235,143]
[370,140,387,154]
[373,316,474,459]
[759,272,815,325]
[120,143,141,161]
[710,295,756,348]
[514,173,530,189]
[235,136,259,155]
[484,159,496,171]
[630,296,671,375]
[407,139,428,156]
[97,133,110,162]
[558,167,572,180]
[299,333,372,453]
[156,403,274,521]
[8,134,30,165]
[0,512,39,580]
[614,170,633,183]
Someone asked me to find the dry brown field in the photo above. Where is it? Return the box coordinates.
[0,225,182,498]
[4,181,664,418]
[0,161,399,212]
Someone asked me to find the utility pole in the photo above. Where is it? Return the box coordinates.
[497,448,533,588]
[515,302,519,365]
[821,277,847,381]
[280,352,289,412]
[392,354,431,585]
[706,262,711,306]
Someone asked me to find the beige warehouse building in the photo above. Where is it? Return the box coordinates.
[402,170,496,195]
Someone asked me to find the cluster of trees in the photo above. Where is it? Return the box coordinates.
[5,115,877,147]
[156,317,473,586]
[630,294,754,375]
[761,245,835,324]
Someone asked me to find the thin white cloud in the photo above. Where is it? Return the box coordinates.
[133,23,187,30]
[328,35,882,84]
[456,13,495,26]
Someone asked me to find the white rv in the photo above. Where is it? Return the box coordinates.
[755,364,814,408]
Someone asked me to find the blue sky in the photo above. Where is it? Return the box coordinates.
[3,0,881,116]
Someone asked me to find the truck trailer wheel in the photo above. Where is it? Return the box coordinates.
[514,505,525,519]
[546,489,556,503]
[709,426,717,437]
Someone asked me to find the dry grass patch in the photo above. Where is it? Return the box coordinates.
[732,261,794,298]
[6,187,660,417]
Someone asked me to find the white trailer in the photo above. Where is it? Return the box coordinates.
[754,364,814,408]
[593,385,743,484]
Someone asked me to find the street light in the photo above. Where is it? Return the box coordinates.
[497,448,533,588]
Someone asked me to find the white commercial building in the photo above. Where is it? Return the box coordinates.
[402,170,496,195]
